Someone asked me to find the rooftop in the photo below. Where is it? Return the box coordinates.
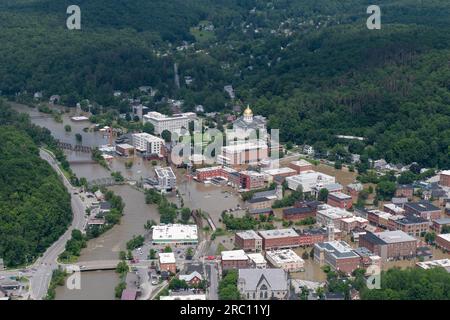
[405,201,440,212]
[290,160,313,167]
[434,218,450,225]
[328,192,352,200]
[417,259,450,272]
[262,167,296,176]
[374,230,417,244]
[236,230,262,240]
[247,253,266,265]
[159,252,176,264]
[221,250,248,261]
[155,166,176,179]
[437,233,450,242]
[315,241,359,259]
[238,269,288,292]
[152,224,198,241]
[317,204,354,220]
[266,249,304,265]
[258,228,299,239]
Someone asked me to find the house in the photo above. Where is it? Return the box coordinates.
[440,170,450,187]
[179,271,203,286]
[238,269,289,300]
[303,145,314,155]
[159,253,177,274]
[49,95,61,104]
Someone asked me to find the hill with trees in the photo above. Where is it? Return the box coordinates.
[0,0,449,167]
[0,101,72,267]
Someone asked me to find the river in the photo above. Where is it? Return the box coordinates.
[11,102,243,299]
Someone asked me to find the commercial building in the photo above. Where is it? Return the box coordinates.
[432,218,450,234]
[194,166,238,182]
[353,247,382,270]
[316,204,354,228]
[282,201,318,222]
[384,203,406,216]
[359,230,417,261]
[440,170,450,187]
[339,216,369,234]
[235,230,263,252]
[218,140,269,166]
[367,210,393,229]
[238,269,289,300]
[327,192,353,210]
[436,234,450,252]
[179,271,203,286]
[262,167,297,181]
[391,215,429,237]
[115,143,135,157]
[154,166,177,191]
[221,250,249,270]
[159,253,177,274]
[314,241,361,274]
[143,111,189,135]
[286,171,336,193]
[247,253,267,269]
[239,171,266,190]
[347,183,364,202]
[288,160,314,174]
[265,249,305,272]
[297,228,328,246]
[258,229,301,250]
[132,133,164,156]
[151,224,198,245]
[404,201,441,221]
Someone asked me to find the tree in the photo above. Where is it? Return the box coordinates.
[376,181,396,200]
[75,133,82,142]
[397,171,417,185]
[116,261,129,274]
[119,251,126,260]
[143,122,155,134]
[424,232,436,245]
[318,188,329,202]
[181,208,191,223]
[149,249,156,260]
[161,130,171,142]
[64,125,72,132]
[144,219,156,230]
[164,246,172,253]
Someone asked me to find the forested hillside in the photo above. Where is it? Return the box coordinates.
[0,101,72,267]
[0,0,449,167]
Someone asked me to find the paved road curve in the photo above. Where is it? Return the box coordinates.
[27,149,88,300]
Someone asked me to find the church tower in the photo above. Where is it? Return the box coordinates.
[243,105,253,123]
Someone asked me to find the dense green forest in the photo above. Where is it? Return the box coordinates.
[0,0,449,167]
[0,101,72,267]
[361,267,450,300]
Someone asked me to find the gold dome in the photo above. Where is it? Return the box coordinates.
[243,105,253,117]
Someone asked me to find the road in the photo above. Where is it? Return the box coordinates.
[26,149,88,300]
[207,263,219,300]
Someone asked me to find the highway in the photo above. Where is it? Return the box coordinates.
[25,149,88,300]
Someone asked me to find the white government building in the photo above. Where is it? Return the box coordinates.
[143,111,190,135]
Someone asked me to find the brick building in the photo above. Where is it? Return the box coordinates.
[440,170,450,187]
[288,160,313,174]
[404,201,441,221]
[391,215,429,237]
[431,218,450,234]
[258,229,301,250]
[240,171,266,190]
[159,253,177,274]
[346,183,363,202]
[221,250,249,270]
[282,200,320,221]
[359,230,417,261]
[395,185,414,199]
[327,192,353,210]
[436,234,450,252]
[235,230,263,252]
[314,241,361,274]
[296,228,328,246]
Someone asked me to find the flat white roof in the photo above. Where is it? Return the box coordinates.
[196,166,222,173]
[132,132,164,142]
[417,259,450,270]
[441,170,450,176]
[317,204,354,220]
[236,230,262,240]
[329,192,352,200]
[247,253,266,264]
[341,216,368,224]
[221,250,248,261]
[222,140,268,153]
[437,233,450,242]
[262,167,296,176]
[258,228,298,239]
[159,252,176,264]
[144,111,188,121]
[368,209,392,220]
[116,143,134,149]
[266,249,304,264]
[152,224,198,241]
[375,230,417,243]
[160,294,206,300]
[290,160,313,167]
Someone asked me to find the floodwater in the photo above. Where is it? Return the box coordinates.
[11,102,244,299]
